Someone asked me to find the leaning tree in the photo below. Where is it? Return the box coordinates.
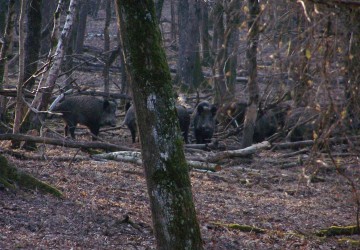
[115,1,203,249]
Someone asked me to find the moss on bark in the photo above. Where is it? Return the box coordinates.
[0,155,62,197]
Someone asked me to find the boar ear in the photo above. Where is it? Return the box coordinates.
[125,102,132,112]
[197,105,204,114]
[103,100,110,110]
[211,105,217,116]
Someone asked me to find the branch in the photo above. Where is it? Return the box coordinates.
[0,133,134,151]
[93,151,222,172]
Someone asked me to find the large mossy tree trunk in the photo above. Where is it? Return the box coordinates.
[242,0,260,148]
[114,1,203,249]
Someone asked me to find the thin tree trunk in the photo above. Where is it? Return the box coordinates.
[212,0,242,105]
[242,0,260,148]
[170,0,176,42]
[74,1,88,54]
[199,1,212,66]
[20,0,78,132]
[23,0,42,90]
[345,8,360,129]
[154,0,164,22]
[115,1,203,249]
[0,0,8,41]
[103,0,111,96]
[40,0,57,56]
[12,0,26,148]
[0,0,16,85]
[0,0,16,122]
[177,0,203,90]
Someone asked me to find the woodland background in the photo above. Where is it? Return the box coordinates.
[1,0,360,249]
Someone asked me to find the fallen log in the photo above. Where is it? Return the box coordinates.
[93,151,221,172]
[204,141,271,163]
[0,133,134,151]
[272,135,360,150]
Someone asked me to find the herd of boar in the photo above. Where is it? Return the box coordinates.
[50,95,342,144]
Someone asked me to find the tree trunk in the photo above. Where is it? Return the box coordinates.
[242,0,260,148]
[170,0,176,42]
[13,0,26,143]
[74,1,88,54]
[114,1,203,249]
[40,0,57,56]
[211,1,224,57]
[199,1,212,66]
[20,0,78,132]
[154,0,164,22]
[23,0,42,90]
[213,0,242,105]
[0,0,16,85]
[177,0,203,90]
[103,0,111,96]
[0,0,16,123]
[344,8,360,129]
[0,0,8,41]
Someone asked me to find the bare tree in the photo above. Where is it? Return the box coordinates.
[103,0,111,96]
[24,0,43,90]
[74,1,88,54]
[0,0,16,85]
[13,0,27,144]
[177,0,203,90]
[40,0,57,55]
[115,1,203,249]
[242,0,260,148]
[154,0,164,22]
[20,0,78,132]
[0,0,16,123]
[212,0,243,105]
[0,0,8,40]
[344,8,360,129]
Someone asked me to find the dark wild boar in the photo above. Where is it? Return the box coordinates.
[193,101,217,144]
[123,104,190,143]
[52,96,117,139]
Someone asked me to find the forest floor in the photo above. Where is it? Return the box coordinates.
[1,8,360,250]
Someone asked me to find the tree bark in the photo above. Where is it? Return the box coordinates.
[344,8,360,129]
[154,0,164,22]
[213,0,242,105]
[74,1,88,54]
[13,0,26,142]
[22,0,78,131]
[23,0,42,90]
[103,0,111,96]
[0,0,16,85]
[177,0,203,90]
[242,0,260,148]
[0,0,8,43]
[199,1,212,66]
[40,0,57,55]
[115,1,203,249]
